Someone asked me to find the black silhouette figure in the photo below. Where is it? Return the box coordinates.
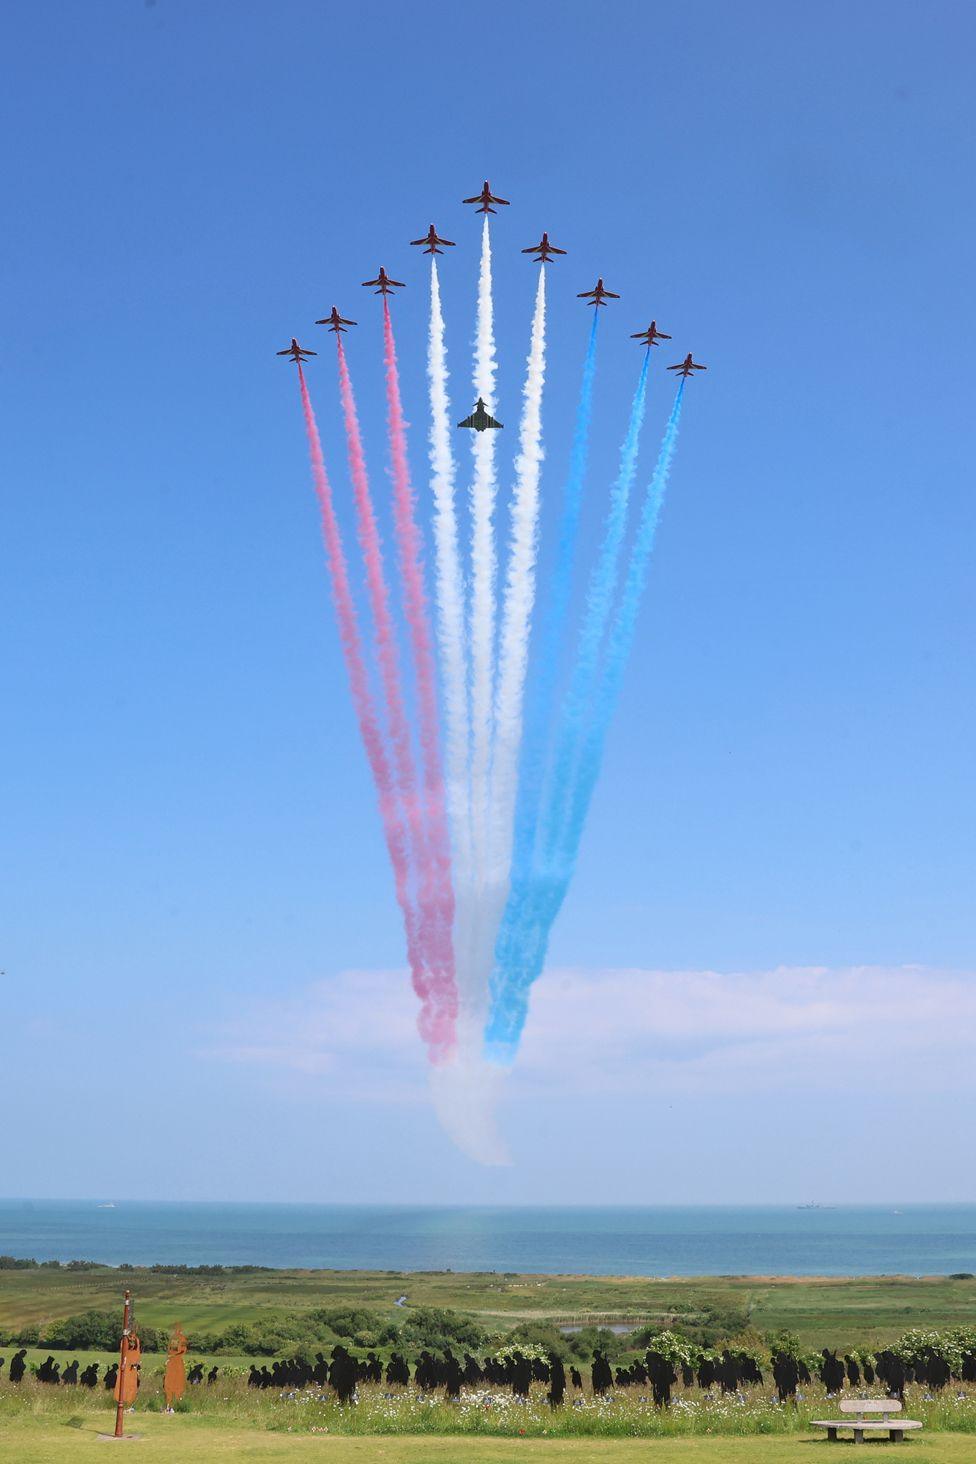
[8,1349,26,1384]
[329,1345,357,1404]
[80,1363,100,1388]
[844,1354,860,1388]
[207,1365,219,1384]
[36,1356,60,1385]
[591,1349,613,1395]
[104,1363,119,1391]
[510,1350,532,1399]
[187,1361,205,1385]
[61,1359,79,1386]
[570,1365,583,1390]
[819,1349,846,1395]
[771,1351,799,1403]
[547,1354,566,1407]
[443,1349,464,1401]
[386,1353,410,1387]
[646,1350,678,1408]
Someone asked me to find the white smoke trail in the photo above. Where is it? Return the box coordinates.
[426,260,474,1024]
[487,266,547,899]
[464,215,499,1037]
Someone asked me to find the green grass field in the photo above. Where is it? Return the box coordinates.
[4,1266,976,1349]
[2,1414,976,1464]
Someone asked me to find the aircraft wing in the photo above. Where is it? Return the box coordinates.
[462,195,482,205]
[457,412,477,428]
[549,245,566,254]
[410,237,428,246]
[484,411,503,428]
[491,195,510,206]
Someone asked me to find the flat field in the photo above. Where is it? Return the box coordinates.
[3,1266,976,1349]
[2,1414,976,1464]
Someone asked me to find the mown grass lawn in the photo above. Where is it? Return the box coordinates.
[3,1417,976,1464]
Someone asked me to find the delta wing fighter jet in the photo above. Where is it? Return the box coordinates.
[457,397,503,431]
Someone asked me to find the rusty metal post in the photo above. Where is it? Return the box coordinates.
[113,1290,132,1439]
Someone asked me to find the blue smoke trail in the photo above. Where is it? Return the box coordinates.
[486,315,600,1045]
[484,379,684,1061]
[485,347,650,1058]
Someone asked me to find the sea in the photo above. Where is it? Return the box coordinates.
[2,1202,976,1276]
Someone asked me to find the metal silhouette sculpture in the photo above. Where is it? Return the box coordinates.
[163,1325,188,1411]
[112,1292,141,1433]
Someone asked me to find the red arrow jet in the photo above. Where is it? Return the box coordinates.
[410,224,456,255]
[463,180,510,215]
[361,267,405,296]
[522,232,567,263]
[667,353,708,378]
[630,321,672,347]
[315,307,357,334]
[577,278,620,307]
[277,338,316,363]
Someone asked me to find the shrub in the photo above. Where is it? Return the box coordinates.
[399,1307,486,1352]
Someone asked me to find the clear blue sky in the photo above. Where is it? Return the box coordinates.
[2,0,974,1204]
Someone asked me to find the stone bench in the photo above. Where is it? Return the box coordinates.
[811,1398,923,1443]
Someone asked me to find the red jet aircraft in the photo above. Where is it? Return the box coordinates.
[522,232,567,263]
[667,353,707,378]
[410,224,455,255]
[630,321,672,347]
[463,180,510,214]
[361,267,405,296]
[577,278,620,307]
[277,338,316,363]
[315,307,357,334]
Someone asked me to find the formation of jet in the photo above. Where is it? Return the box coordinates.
[463,180,510,215]
[282,181,707,385]
[630,320,671,347]
[315,306,357,334]
[277,338,316,363]
[667,353,707,377]
[577,277,620,307]
[522,232,566,263]
[361,267,405,296]
[457,397,503,432]
[410,224,455,255]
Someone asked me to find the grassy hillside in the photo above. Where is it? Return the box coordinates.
[2,1266,975,1350]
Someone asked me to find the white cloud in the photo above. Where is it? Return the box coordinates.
[206,962,976,1112]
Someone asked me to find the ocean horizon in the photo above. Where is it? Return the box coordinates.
[3,1200,976,1277]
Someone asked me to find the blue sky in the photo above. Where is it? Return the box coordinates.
[1,0,974,1204]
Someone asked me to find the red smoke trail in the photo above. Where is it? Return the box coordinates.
[333,334,427,924]
[334,336,457,1054]
[381,300,458,1023]
[295,365,453,1060]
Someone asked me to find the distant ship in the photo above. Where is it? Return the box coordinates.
[96,1203,116,1210]
[797,1202,828,1210]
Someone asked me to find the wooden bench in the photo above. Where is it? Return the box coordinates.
[811,1398,923,1443]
